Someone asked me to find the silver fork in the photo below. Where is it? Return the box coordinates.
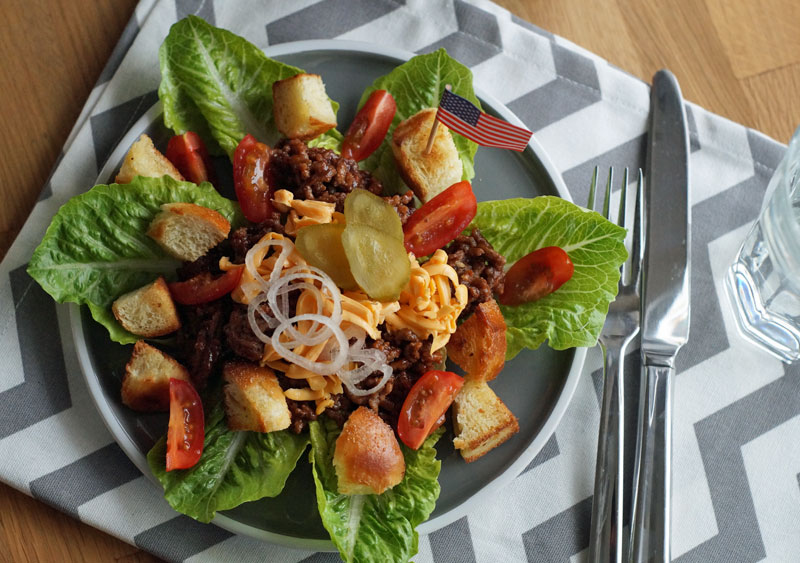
[587,167,644,563]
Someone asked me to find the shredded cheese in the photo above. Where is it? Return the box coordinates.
[384,250,468,352]
[272,189,337,236]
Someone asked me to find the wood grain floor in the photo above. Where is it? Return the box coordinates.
[1,0,798,561]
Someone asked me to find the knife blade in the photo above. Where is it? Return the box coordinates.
[629,69,691,563]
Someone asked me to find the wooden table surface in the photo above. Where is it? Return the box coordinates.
[1,1,798,561]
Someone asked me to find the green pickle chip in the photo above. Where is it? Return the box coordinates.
[341,224,411,301]
[295,223,359,291]
[344,189,403,241]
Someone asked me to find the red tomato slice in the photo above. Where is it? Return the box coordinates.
[398,370,464,450]
[403,181,477,257]
[166,131,216,185]
[233,134,272,223]
[498,246,574,306]
[168,266,244,305]
[166,378,204,471]
[341,90,396,161]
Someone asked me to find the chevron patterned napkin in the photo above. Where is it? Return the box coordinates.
[1,1,796,561]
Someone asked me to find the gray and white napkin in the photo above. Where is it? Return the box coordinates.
[0,0,794,561]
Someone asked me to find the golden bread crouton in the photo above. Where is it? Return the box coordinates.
[447,299,507,383]
[121,341,190,412]
[115,134,184,184]
[112,277,180,337]
[333,407,405,495]
[223,363,291,433]
[147,202,231,262]
[452,380,519,463]
[391,108,463,202]
[272,73,337,140]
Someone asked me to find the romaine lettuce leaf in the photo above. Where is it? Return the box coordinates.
[147,398,310,524]
[471,196,628,356]
[357,49,480,194]
[159,15,341,157]
[309,417,443,563]
[27,175,244,344]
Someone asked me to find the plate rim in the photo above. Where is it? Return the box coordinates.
[68,38,586,551]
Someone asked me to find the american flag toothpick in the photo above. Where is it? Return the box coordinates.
[431,87,533,152]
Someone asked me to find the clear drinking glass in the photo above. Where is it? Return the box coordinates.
[726,126,800,362]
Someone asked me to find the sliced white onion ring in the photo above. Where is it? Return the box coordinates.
[271,314,348,375]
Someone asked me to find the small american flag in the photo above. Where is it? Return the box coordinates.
[436,89,532,152]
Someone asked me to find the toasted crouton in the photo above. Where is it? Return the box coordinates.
[391,108,463,202]
[121,341,190,412]
[112,277,180,337]
[223,363,291,433]
[115,134,184,184]
[147,202,231,262]
[447,299,507,383]
[452,380,519,463]
[333,407,405,495]
[272,73,337,140]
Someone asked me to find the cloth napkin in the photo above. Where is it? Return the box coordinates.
[1,1,795,561]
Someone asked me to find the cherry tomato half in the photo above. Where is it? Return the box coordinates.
[168,266,244,305]
[233,134,272,223]
[403,181,477,257]
[166,131,216,185]
[398,370,464,450]
[498,246,574,306]
[341,90,396,161]
[166,378,204,471]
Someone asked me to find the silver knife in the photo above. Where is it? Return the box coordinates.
[629,70,691,563]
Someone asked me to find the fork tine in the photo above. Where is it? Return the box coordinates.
[588,166,599,210]
[602,168,613,219]
[629,169,644,284]
[617,168,629,229]
[618,168,629,280]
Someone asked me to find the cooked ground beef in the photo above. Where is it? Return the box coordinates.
[383,190,416,225]
[322,393,353,427]
[224,305,265,363]
[284,399,317,434]
[345,328,444,426]
[445,228,506,317]
[271,138,383,212]
[176,300,229,390]
[269,138,413,222]
[176,241,230,280]
[229,215,285,263]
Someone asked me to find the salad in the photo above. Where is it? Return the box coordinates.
[27,16,627,563]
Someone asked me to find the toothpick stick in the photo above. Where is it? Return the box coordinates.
[424,84,452,155]
[423,120,439,155]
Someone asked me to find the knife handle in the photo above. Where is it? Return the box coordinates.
[629,360,673,563]
[588,337,630,563]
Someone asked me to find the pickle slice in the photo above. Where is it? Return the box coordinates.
[344,188,403,241]
[295,223,359,291]
[341,223,411,301]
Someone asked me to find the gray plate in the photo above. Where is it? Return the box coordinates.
[69,40,586,550]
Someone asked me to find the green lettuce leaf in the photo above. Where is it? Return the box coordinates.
[309,417,443,563]
[147,399,310,523]
[27,175,244,344]
[358,49,480,193]
[472,196,628,357]
[159,15,341,157]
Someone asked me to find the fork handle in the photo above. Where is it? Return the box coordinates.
[629,358,674,563]
[588,336,631,563]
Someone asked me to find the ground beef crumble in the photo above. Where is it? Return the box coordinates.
[271,138,383,212]
[270,138,414,222]
[445,228,506,317]
[175,300,229,391]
